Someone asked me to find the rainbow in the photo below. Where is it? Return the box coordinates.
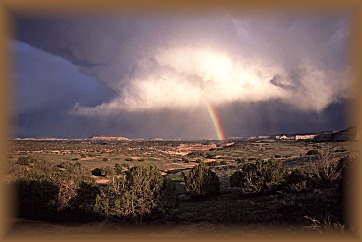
[206,102,225,141]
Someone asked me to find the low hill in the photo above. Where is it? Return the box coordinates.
[313,126,357,142]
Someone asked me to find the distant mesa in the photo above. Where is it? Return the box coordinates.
[14,137,71,141]
[270,126,357,142]
[12,126,357,142]
[149,138,164,141]
[87,135,129,141]
[313,126,358,142]
[237,126,358,142]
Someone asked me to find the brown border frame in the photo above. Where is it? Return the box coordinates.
[0,0,361,241]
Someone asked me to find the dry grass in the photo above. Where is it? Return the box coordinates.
[303,215,346,233]
[305,152,344,187]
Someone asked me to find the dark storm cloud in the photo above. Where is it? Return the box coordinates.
[13,41,112,112]
[12,12,353,139]
[219,99,350,138]
[12,40,115,138]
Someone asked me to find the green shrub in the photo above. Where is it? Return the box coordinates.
[17,158,26,165]
[57,162,68,169]
[7,163,27,178]
[182,157,189,163]
[11,157,96,220]
[187,151,204,158]
[24,160,57,179]
[157,176,179,214]
[91,168,103,176]
[230,159,285,193]
[103,166,115,177]
[280,168,309,192]
[205,154,215,159]
[229,170,243,188]
[88,153,96,157]
[57,161,89,177]
[68,181,100,212]
[94,165,177,222]
[94,176,127,218]
[14,178,59,219]
[195,159,202,163]
[102,158,109,162]
[184,163,220,198]
[306,149,321,156]
[90,167,114,177]
[13,167,98,221]
[17,156,37,166]
[235,158,245,164]
[127,165,164,194]
[114,163,123,175]
[54,176,79,210]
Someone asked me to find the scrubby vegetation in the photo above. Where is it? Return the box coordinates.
[16,156,38,166]
[184,162,220,198]
[11,159,178,223]
[305,152,344,188]
[13,160,99,221]
[94,165,178,223]
[114,163,123,175]
[229,154,348,195]
[6,139,357,235]
[91,166,116,177]
[230,159,285,193]
[306,149,321,156]
[280,168,309,192]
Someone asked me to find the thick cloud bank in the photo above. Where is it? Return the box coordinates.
[13,12,353,138]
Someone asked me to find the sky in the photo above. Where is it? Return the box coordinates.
[10,11,354,140]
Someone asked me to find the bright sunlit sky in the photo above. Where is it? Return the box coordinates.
[11,11,353,139]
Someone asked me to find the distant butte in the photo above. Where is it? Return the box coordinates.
[87,136,129,141]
